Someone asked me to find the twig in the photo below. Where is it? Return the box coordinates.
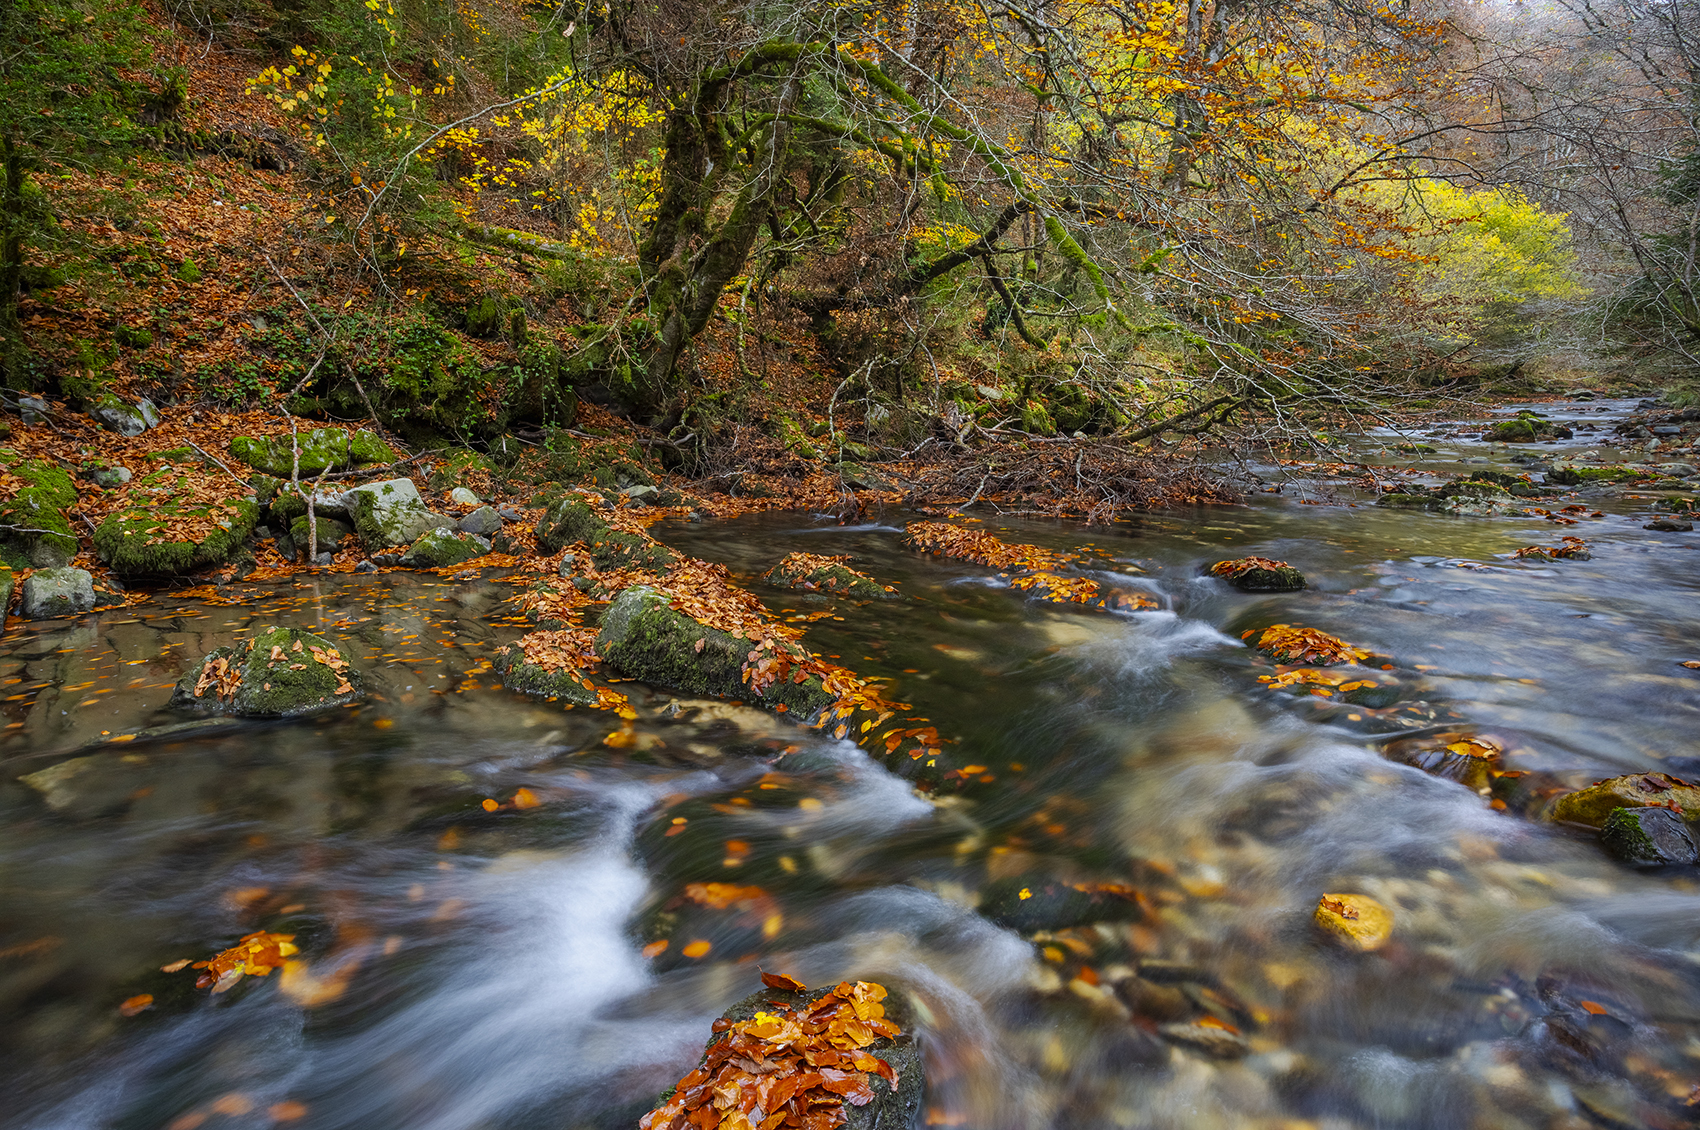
[185,443,252,491]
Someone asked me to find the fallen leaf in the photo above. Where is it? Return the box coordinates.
[760,970,807,991]
[119,994,154,1016]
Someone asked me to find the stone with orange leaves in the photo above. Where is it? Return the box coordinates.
[170,625,363,717]
[1314,893,1393,952]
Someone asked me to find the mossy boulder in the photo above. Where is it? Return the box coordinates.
[397,528,488,569]
[1208,557,1305,592]
[170,626,364,717]
[228,428,397,476]
[536,496,608,552]
[288,515,355,555]
[92,470,259,576]
[19,567,96,619]
[595,585,834,720]
[1547,464,1645,487]
[492,643,598,705]
[0,451,79,568]
[344,478,452,549]
[89,394,158,437]
[763,553,892,599]
[1548,773,1700,828]
[1483,412,1572,442]
[0,565,12,614]
[1600,806,1698,866]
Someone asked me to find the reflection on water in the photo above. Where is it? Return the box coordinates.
[5,438,1700,1129]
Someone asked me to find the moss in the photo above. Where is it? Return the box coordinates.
[229,428,396,476]
[595,586,834,720]
[170,626,363,717]
[0,451,80,567]
[426,450,495,493]
[398,528,486,568]
[0,565,12,612]
[763,555,891,599]
[288,515,354,554]
[1210,560,1305,593]
[93,470,259,575]
[536,497,608,553]
[114,325,154,349]
[492,646,598,706]
[176,257,203,283]
[1020,399,1057,436]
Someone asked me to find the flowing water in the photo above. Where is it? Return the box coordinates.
[4,400,1699,1130]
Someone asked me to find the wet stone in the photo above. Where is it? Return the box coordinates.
[1158,1021,1250,1060]
[170,625,364,717]
[345,478,453,549]
[458,506,503,538]
[1600,806,1698,866]
[20,567,96,619]
[398,528,489,569]
[1644,517,1693,532]
[1548,773,1700,828]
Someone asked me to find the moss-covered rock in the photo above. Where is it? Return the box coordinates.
[492,643,598,705]
[92,469,259,576]
[1208,557,1305,592]
[344,478,452,548]
[536,496,607,552]
[397,528,488,569]
[0,450,79,568]
[170,626,364,717]
[288,514,355,555]
[595,585,834,720]
[228,428,397,476]
[1483,412,1572,442]
[19,567,96,619]
[763,552,893,599]
[0,564,12,614]
[1548,773,1700,828]
[1547,464,1646,487]
[1600,806,1698,866]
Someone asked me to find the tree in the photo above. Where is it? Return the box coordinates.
[0,0,143,386]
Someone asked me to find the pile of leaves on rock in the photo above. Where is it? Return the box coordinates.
[641,974,902,1130]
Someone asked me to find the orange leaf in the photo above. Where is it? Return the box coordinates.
[119,994,154,1016]
[682,939,712,959]
[512,787,541,810]
[761,970,808,991]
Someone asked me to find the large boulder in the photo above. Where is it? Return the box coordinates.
[89,394,158,437]
[641,978,922,1130]
[763,552,894,599]
[20,567,96,619]
[344,478,452,549]
[92,468,259,575]
[229,428,396,476]
[535,496,678,569]
[1548,773,1700,828]
[398,528,488,569]
[288,514,355,555]
[595,586,834,719]
[1483,412,1572,442]
[1208,556,1305,592]
[0,450,79,568]
[170,626,364,717]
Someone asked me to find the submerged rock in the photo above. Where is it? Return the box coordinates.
[1644,517,1693,532]
[595,585,833,719]
[229,427,396,476]
[398,528,489,569]
[345,478,452,549]
[1314,892,1393,952]
[1208,556,1305,592]
[93,468,259,575]
[1548,773,1700,828]
[1600,806,1698,866]
[170,626,364,717]
[1158,1021,1250,1059]
[20,567,96,619]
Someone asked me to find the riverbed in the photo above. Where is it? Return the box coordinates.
[4,400,1699,1130]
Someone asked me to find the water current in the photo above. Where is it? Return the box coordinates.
[3,399,1698,1130]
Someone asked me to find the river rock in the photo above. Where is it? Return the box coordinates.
[980,876,1142,931]
[762,552,892,599]
[288,514,355,555]
[642,980,923,1130]
[1208,557,1305,592]
[0,450,79,568]
[536,496,607,553]
[20,567,96,619]
[1314,893,1393,952]
[458,506,503,538]
[595,585,834,719]
[0,565,12,614]
[398,528,489,569]
[229,428,396,476]
[1645,517,1693,532]
[535,496,678,569]
[89,394,155,437]
[92,468,259,575]
[447,486,481,506]
[492,641,598,705]
[1483,413,1572,442]
[345,478,453,549]
[1158,1021,1250,1059]
[1548,773,1700,828]
[1600,806,1698,866]
[170,626,364,717]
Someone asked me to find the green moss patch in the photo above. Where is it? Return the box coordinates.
[0,450,80,568]
[93,469,258,575]
[229,428,397,476]
[170,626,364,717]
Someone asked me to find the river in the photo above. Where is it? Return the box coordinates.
[3,398,1698,1130]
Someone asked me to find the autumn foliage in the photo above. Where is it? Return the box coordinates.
[640,977,904,1130]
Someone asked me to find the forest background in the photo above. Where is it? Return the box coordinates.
[0,0,1696,510]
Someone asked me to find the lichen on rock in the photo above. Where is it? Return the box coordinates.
[344,477,452,549]
[398,527,489,569]
[1548,773,1700,828]
[170,626,364,717]
[0,449,80,568]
